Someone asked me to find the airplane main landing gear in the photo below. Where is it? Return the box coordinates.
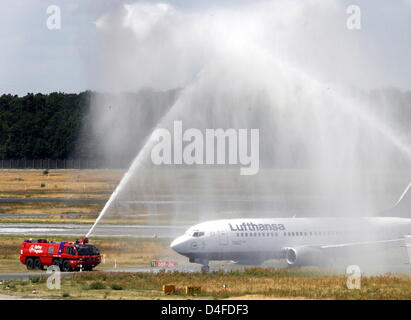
[201,265,210,273]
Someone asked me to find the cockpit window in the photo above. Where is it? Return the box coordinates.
[192,231,205,237]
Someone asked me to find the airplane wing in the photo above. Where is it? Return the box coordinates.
[283,237,406,252]
[319,237,405,249]
[281,237,410,266]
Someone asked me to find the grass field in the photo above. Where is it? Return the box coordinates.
[0,170,122,223]
[2,268,411,300]
[0,170,122,199]
[1,168,410,225]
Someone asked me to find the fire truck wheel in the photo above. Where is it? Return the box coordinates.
[34,258,43,270]
[61,260,71,272]
[26,258,34,270]
[52,259,61,270]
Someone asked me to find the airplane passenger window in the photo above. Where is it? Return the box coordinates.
[245,233,248,237]
[275,232,278,237]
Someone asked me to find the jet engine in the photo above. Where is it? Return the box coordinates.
[283,246,325,267]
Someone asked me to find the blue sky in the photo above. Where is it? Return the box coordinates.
[0,0,410,96]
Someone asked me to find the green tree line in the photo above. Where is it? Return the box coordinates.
[0,88,409,163]
[0,92,91,159]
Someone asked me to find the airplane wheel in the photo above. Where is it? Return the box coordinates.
[201,265,210,273]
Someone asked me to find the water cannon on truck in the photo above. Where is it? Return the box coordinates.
[20,237,101,272]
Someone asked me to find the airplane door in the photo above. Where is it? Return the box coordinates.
[218,230,228,246]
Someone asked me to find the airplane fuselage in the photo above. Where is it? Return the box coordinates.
[170,217,411,267]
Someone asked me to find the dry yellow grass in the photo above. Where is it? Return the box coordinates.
[0,202,102,215]
[0,169,193,224]
[0,170,123,223]
[2,268,411,300]
[0,170,123,199]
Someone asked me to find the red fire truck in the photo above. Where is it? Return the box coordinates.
[20,238,101,272]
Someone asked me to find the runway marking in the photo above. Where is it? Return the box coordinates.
[0,228,66,233]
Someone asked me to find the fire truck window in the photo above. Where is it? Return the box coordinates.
[66,247,75,255]
[48,246,54,255]
[77,245,99,255]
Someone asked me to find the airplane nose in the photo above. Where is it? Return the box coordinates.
[170,236,187,254]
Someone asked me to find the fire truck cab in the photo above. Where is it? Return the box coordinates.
[20,238,101,272]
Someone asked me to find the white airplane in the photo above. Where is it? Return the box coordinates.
[170,182,411,272]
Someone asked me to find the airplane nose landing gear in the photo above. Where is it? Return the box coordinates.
[188,257,209,272]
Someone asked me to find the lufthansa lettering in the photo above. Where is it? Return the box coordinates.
[229,222,286,232]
